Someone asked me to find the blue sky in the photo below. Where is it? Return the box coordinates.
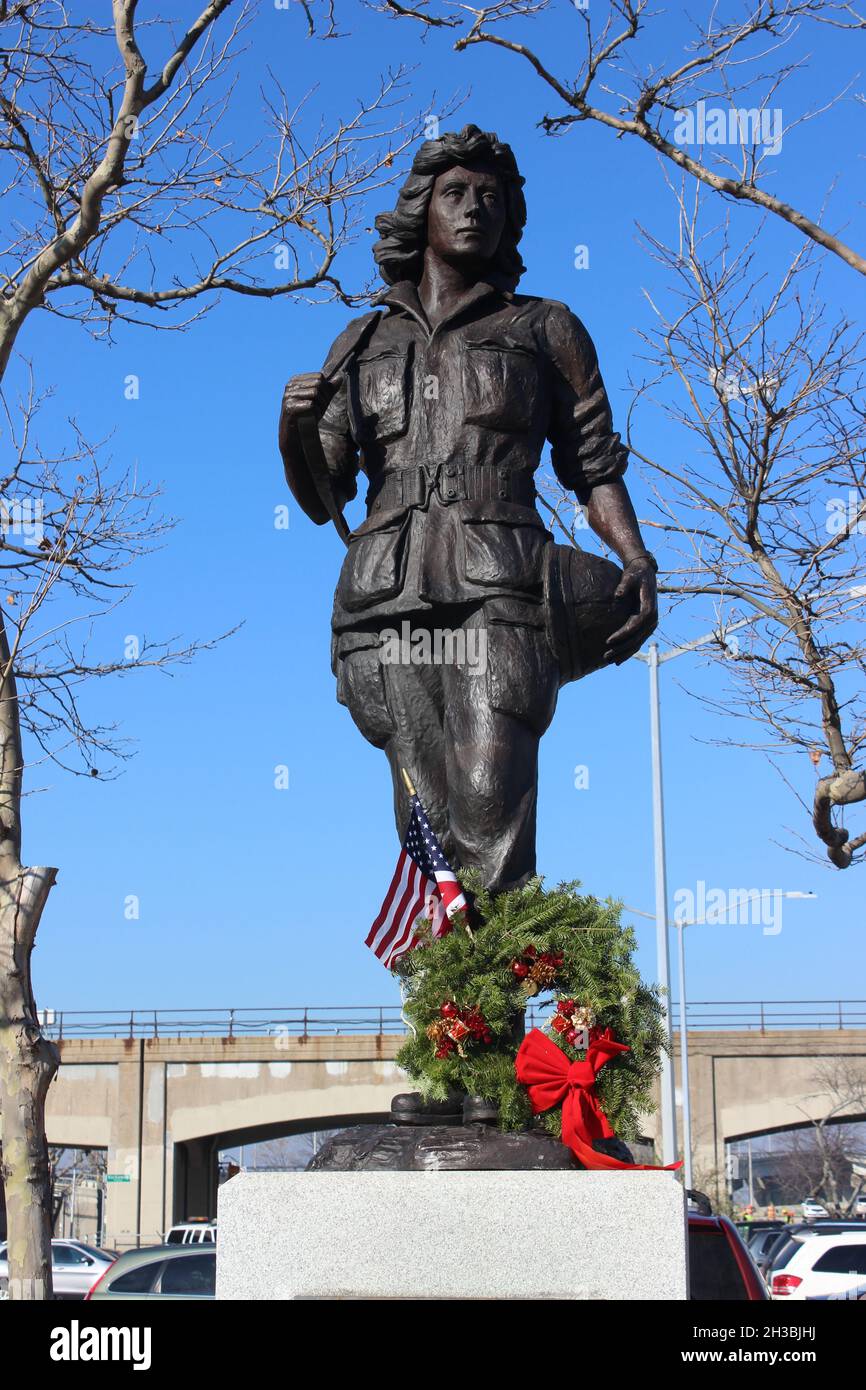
[9,2,863,1017]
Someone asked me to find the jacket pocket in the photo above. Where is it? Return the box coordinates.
[335,506,411,612]
[351,345,413,444]
[460,500,548,592]
[334,633,395,749]
[461,339,538,432]
[486,617,559,736]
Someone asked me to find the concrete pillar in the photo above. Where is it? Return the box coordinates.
[104,1044,171,1250]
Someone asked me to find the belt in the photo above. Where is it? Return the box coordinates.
[367,462,536,511]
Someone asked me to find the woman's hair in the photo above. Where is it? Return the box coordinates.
[372,124,527,290]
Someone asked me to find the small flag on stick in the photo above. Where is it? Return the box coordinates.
[366,769,469,970]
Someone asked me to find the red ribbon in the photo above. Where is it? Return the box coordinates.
[515,1027,682,1171]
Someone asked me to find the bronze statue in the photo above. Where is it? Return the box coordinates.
[279,125,658,895]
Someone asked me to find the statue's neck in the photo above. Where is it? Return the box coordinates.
[417,251,488,330]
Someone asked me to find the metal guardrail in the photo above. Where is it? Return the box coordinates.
[38,999,866,1040]
[669,1000,866,1032]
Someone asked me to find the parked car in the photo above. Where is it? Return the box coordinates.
[760,1221,866,1283]
[735,1218,784,1248]
[689,1214,768,1300]
[744,1224,789,1270]
[771,1231,866,1300]
[0,1239,115,1300]
[801,1197,830,1218]
[86,1245,215,1300]
[165,1219,216,1245]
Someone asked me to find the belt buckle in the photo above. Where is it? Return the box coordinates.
[420,461,441,503]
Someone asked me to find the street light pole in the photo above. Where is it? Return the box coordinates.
[634,617,760,1170]
[646,642,677,1167]
[675,917,692,1189]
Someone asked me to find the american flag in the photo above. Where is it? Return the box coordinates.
[366,792,468,969]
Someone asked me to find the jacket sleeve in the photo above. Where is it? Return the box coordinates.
[280,315,372,524]
[542,302,629,504]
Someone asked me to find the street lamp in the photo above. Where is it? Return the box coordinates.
[632,617,759,1166]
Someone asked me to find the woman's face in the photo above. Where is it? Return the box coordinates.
[425,163,506,269]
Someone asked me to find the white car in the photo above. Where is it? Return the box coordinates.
[0,1239,115,1299]
[164,1221,216,1246]
[771,1231,866,1300]
[800,1197,829,1218]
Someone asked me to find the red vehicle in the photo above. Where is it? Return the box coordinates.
[689,1214,769,1300]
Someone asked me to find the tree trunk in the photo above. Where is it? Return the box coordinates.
[0,866,58,1300]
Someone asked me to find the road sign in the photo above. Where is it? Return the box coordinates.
[106,1174,131,1183]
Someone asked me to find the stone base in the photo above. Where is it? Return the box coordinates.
[306,1121,639,1170]
[216,1169,688,1300]
[308,1121,580,1170]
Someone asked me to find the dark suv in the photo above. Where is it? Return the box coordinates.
[689,1215,768,1300]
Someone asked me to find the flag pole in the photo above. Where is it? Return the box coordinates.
[401,766,472,938]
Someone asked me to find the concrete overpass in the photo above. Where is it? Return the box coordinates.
[41,1003,866,1248]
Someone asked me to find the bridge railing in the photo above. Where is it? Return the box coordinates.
[39,999,866,1040]
[669,1000,866,1031]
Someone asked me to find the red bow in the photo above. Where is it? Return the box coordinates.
[515,1027,682,1171]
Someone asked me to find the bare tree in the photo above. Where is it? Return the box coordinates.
[539,182,866,866]
[48,1145,107,1236]
[374,0,866,274]
[581,188,865,868]
[781,1065,866,1209]
[0,0,422,383]
[226,1128,347,1171]
[0,0,431,1300]
[0,378,227,1298]
[762,1127,850,1207]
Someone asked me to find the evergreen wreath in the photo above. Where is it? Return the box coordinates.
[394,875,667,1141]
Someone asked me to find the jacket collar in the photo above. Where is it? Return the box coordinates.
[373,277,513,335]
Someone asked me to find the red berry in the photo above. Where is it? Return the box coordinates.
[512,961,529,979]
[565,1028,579,1045]
[524,945,537,960]
[440,1001,459,1018]
[559,999,576,1017]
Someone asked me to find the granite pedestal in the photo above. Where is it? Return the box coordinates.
[216,1167,688,1300]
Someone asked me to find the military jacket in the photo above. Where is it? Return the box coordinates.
[305,278,628,630]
